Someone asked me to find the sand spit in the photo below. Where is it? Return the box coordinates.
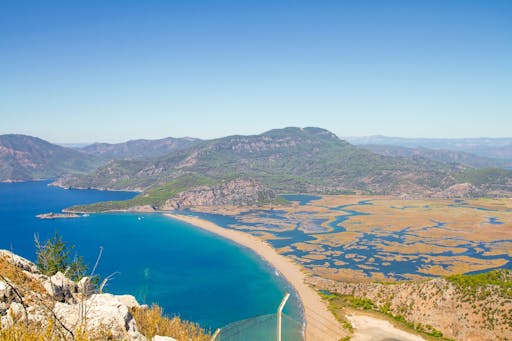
[164,213,344,340]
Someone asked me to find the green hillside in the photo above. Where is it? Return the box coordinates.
[0,134,101,182]
[56,127,512,211]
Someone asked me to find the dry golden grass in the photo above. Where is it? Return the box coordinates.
[0,323,50,341]
[0,322,111,341]
[0,318,69,341]
[0,255,46,297]
[131,305,211,341]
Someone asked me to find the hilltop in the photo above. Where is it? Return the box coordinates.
[55,127,512,211]
[3,129,512,210]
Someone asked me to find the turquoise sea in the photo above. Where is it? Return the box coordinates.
[0,181,302,333]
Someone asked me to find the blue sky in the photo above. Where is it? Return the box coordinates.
[1,0,511,143]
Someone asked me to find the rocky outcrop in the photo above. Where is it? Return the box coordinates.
[36,212,82,219]
[0,249,183,340]
[43,271,79,303]
[54,293,142,340]
[434,183,482,198]
[161,178,276,209]
[309,274,512,341]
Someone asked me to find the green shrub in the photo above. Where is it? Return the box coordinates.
[35,232,89,282]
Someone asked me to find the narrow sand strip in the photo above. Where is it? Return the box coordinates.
[164,213,344,340]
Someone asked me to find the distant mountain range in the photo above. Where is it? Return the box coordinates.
[346,136,512,162]
[79,137,200,160]
[55,127,512,211]
[2,129,512,210]
[359,144,512,169]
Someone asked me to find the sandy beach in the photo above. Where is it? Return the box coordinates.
[164,213,345,340]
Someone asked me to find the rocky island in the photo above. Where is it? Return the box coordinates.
[36,212,83,219]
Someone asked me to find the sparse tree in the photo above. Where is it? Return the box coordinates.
[35,232,88,281]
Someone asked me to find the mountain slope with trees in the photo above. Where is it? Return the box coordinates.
[55,127,512,211]
[0,134,100,182]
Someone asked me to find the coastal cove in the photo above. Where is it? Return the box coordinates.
[0,181,302,332]
[165,213,344,340]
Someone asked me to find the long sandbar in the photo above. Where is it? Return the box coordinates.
[164,213,344,340]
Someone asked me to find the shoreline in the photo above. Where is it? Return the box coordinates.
[164,213,345,340]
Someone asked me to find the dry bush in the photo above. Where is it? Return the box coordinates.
[130,305,211,341]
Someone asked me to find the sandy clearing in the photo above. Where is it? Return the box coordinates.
[347,314,427,341]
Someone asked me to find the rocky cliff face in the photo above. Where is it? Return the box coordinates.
[161,178,276,210]
[309,274,512,341]
[0,250,177,341]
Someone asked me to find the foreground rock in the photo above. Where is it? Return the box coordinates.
[0,249,189,340]
[54,293,142,340]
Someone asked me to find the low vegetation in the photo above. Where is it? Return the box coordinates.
[455,168,512,187]
[130,305,211,341]
[446,269,512,299]
[69,174,221,212]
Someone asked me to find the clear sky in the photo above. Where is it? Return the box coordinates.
[1,0,511,143]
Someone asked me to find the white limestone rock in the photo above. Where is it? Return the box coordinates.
[54,293,144,340]
[116,294,140,308]
[43,271,78,303]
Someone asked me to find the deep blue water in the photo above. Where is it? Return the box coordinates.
[0,181,302,331]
